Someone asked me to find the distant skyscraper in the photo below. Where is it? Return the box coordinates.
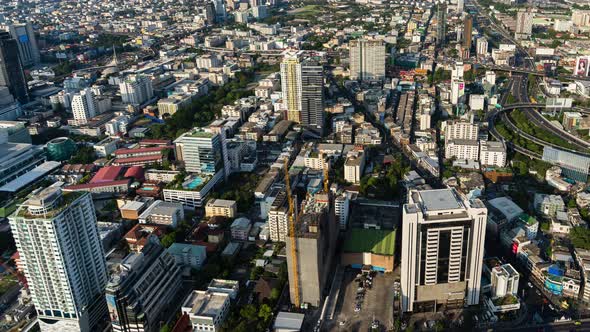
[462,15,473,56]
[119,75,154,106]
[280,51,325,134]
[0,31,28,103]
[349,39,386,82]
[9,186,108,331]
[401,188,487,312]
[71,88,97,124]
[456,0,464,13]
[213,0,227,22]
[8,21,40,66]
[436,3,447,46]
[515,9,534,40]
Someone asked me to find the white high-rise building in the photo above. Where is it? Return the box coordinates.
[344,150,365,184]
[515,9,534,40]
[456,0,464,13]
[490,264,519,298]
[484,71,496,85]
[9,186,108,331]
[268,190,290,242]
[119,75,154,106]
[476,37,488,58]
[450,79,465,105]
[451,62,464,80]
[71,88,97,124]
[349,39,386,82]
[479,140,507,167]
[572,10,590,27]
[401,188,487,312]
[174,127,228,177]
[444,120,479,140]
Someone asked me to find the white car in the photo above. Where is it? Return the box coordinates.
[527,282,533,288]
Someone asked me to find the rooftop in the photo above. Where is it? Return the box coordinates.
[274,312,304,331]
[343,228,395,256]
[417,189,462,211]
[182,290,229,318]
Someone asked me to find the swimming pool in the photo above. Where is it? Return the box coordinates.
[186,177,203,189]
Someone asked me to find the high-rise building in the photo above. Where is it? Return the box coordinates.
[542,146,590,182]
[450,79,465,105]
[436,3,447,46]
[462,15,473,56]
[476,37,488,58]
[8,21,40,66]
[572,10,590,27]
[106,239,182,332]
[349,39,386,82]
[515,9,534,40]
[286,193,338,307]
[213,0,227,22]
[451,61,464,80]
[0,32,28,103]
[174,127,227,175]
[71,88,97,124]
[119,75,154,106]
[280,51,325,134]
[9,186,108,331]
[401,188,487,312]
[268,190,290,242]
[444,120,479,140]
[456,0,464,13]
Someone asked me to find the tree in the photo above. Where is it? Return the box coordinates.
[240,304,258,321]
[159,324,172,332]
[258,304,273,322]
[270,288,281,302]
[250,266,264,280]
[571,227,590,250]
[160,232,176,248]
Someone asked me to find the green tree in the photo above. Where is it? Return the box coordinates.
[270,288,281,302]
[160,232,176,248]
[258,304,273,322]
[240,304,258,321]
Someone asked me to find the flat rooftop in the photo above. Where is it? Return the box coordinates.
[183,291,229,318]
[343,228,395,256]
[417,189,462,211]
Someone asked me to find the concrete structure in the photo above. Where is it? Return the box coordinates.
[174,127,229,177]
[167,243,207,270]
[401,188,487,312]
[274,312,304,332]
[119,74,154,106]
[349,39,386,82]
[106,239,182,332]
[8,21,40,66]
[0,143,45,186]
[444,120,479,140]
[542,146,590,182]
[534,194,565,217]
[476,37,488,57]
[181,290,231,332]
[286,194,338,307]
[268,190,290,242]
[344,150,365,184]
[515,9,533,39]
[138,200,184,228]
[479,140,507,167]
[9,186,108,331]
[490,264,519,298]
[445,139,479,161]
[280,51,324,134]
[230,217,252,241]
[205,199,237,218]
[71,88,97,124]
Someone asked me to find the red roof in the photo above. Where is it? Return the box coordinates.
[124,166,144,179]
[90,166,123,183]
[114,146,173,156]
[65,179,130,190]
[139,139,172,146]
[114,155,164,165]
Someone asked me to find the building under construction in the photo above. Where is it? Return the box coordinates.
[286,193,338,307]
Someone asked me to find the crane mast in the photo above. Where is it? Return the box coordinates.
[284,161,300,308]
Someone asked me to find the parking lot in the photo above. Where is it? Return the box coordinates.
[327,268,395,331]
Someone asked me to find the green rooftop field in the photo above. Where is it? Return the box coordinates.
[343,229,396,256]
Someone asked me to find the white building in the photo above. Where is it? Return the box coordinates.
[469,94,485,111]
[105,115,130,136]
[71,88,97,124]
[9,186,108,332]
[515,9,534,39]
[94,137,118,157]
[476,37,488,57]
[490,264,519,298]
[268,191,290,242]
[479,140,507,167]
[401,188,487,312]
[344,149,365,184]
[349,39,386,82]
[445,139,479,161]
[138,200,184,228]
[181,290,231,332]
[444,120,479,141]
[119,75,154,106]
[335,191,351,230]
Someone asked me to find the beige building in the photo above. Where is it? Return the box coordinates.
[205,199,237,218]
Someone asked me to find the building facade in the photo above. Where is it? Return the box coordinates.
[9,186,108,331]
[349,39,386,82]
[401,188,487,312]
[0,32,28,103]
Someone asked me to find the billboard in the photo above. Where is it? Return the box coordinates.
[106,294,120,326]
[575,56,589,76]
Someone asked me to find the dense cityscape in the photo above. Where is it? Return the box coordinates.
[2,0,590,331]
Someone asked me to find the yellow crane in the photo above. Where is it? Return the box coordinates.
[284,161,300,308]
[322,154,329,194]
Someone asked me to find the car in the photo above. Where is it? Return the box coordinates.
[339,321,346,326]
[548,304,555,311]
[354,306,361,312]
[536,290,541,296]
[527,282,533,288]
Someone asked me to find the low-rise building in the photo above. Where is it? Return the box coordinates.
[205,199,237,218]
[230,217,252,241]
[167,243,207,271]
[181,290,231,332]
[138,200,184,228]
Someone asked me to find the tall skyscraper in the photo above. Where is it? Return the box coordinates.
[401,188,487,312]
[119,75,154,106]
[0,32,28,103]
[462,15,473,57]
[106,239,182,332]
[213,0,227,22]
[9,186,108,331]
[515,9,534,40]
[349,39,386,82]
[436,3,447,46]
[8,21,40,66]
[280,51,325,135]
[71,88,97,124]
